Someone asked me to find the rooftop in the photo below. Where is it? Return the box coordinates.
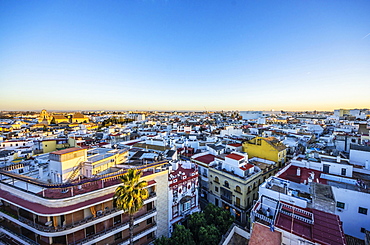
[226,153,244,161]
[51,147,85,155]
[250,223,281,245]
[192,154,215,165]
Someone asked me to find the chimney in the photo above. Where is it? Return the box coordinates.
[337,156,341,163]
[297,167,301,176]
[172,161,178,171]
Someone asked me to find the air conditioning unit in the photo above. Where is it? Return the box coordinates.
[97,210,103,216]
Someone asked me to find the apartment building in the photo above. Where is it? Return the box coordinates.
[0,148,170,245]
[250,195,346,245]
[207,152,261,225]
[242,136,287,166]
[258,153,370,240]
[168,161,199,235]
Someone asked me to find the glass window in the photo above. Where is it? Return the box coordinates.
[182,201,191,211]
[114,215,121,225]
[215,186,218,192]
[114,232,122,240]
[359,207,368,215]
[336,202,345,209]
[224,181,229,188]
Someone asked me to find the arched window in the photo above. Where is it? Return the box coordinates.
[214,176,219,183]
[224,180,229,188]
[235,185,241,193]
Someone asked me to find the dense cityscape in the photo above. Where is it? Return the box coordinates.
[0,109,369,244]
[1,0,370,244]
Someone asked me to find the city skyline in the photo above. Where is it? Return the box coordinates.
[1,0,370,111]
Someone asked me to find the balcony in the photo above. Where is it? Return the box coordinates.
[0,194,157,234]
[233,202,247,210]
[71,208,157,245]
[221,195,232,204]
[0,207,120,233]
[0,225,38,245]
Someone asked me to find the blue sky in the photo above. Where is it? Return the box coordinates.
[1,0,369,111]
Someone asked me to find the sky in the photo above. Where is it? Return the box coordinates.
[0,0,369,112]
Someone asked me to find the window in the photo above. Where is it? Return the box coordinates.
[214,176,219,183]
[147,217,153,225]
[341,168,346,176]
[215,198,219,207]
[114,232,122,241]
[359,207,368,215]
[114,215,121,225]
[147,202,153,211]
[224,181,229,188]
[182,201,191,211]
[323,164,330,174]
[336,202,345,209]
[235,186,241,193]
[215,186,219,192]
[86,225,95,236]
[15,144,18,146]
[203,169,207,177]
[147,232,154,240]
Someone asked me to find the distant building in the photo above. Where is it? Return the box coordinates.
[240,111,263,120]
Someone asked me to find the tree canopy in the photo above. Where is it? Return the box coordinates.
[155,203,234,245]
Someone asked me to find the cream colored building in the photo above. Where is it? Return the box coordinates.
[49,147,129,183]
[208,152,263,225]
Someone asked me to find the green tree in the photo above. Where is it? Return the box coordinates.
[187,212,207,243]
[198,225,220,245]
[203,203,234,234]
[170,224,195,245]
[113,169,148,245]
[154,236,170,245]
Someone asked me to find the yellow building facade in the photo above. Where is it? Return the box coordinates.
[242,137,287,165]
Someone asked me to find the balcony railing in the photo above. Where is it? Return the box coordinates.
[221,195,232,204]
[0,194,157,233]
[0,224,38,245]
[71,208,157,245]
[1,207,119,233]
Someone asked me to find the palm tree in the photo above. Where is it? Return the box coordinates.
[113,169,149,245]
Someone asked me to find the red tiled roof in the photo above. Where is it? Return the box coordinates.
[123,141,142,146]
[226,153,244,161]
[51,147,84,155]
[147,180,156,186]
[227,143,242,147]
[275,206,346,245]
[277,165,327,185]
[240,163,254,171]
[193,154,215,165]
